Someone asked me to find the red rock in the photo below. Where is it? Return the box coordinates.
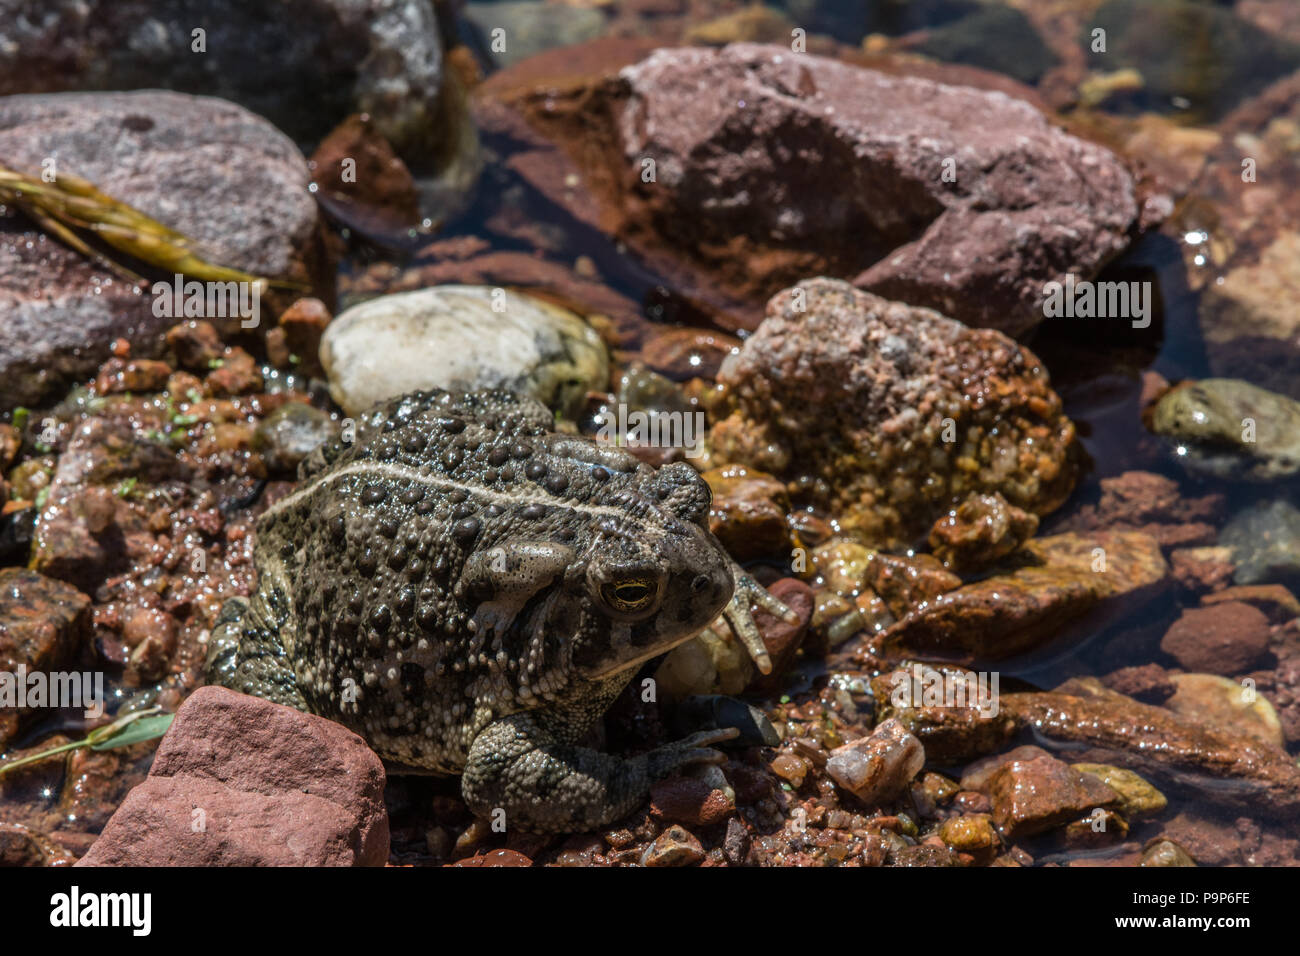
[650,777,735,826]
[750,577,813,689]
[308,113,420,240]
[204,347,263,397]
[476,43,1140,336]
[1160,602,1271,675]
[94,358,172,395]
[825,718,925,805]
[448,848,533,867]
[701,465,791,561]
[1004,685,1300,819]
[1099,663,1177,704]
[987,753,1121,840]
[1169,546,1236,592]
[1058,471,1225,546]
[958,745,1053,792]
[0,568,91,749]
[166,321,224,372]
[77,686,389,867]
[278,297,333,373]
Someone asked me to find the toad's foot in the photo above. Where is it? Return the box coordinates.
[462,717,739,833]
[704,564,799,675]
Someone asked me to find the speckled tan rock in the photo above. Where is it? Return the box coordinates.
[711,278,1079,548]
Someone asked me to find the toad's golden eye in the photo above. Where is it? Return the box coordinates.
[601,578,659,613]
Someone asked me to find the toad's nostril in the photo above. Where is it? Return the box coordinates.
[691,574,710,593]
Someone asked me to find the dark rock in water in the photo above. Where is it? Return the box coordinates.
[77,685,389,866]
[1220,499,1300,588]
[1150,379,1300,481]
[871,664,1017,763]
[252,402,335,477]
[912,5,1058,85]
[463,1,607,69]
[1054,470,1224,548]
[672,695,780,747]
[308,113,421,243]
[0,0,444,155]
[475,42,1141,336]
[0,567,91,749]
[1084,0,1300,122]
[711,278,1079,548]
[778,0,981,44]
[0,90,328,411]
[0,505,35,566]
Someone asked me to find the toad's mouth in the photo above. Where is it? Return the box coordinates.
[581,625,714,680]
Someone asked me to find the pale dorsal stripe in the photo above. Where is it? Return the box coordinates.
[261,459,672,527]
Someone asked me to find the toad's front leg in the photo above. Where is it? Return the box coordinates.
[461,711,737,833]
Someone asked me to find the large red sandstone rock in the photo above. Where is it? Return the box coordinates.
[476,42,1141,336]
[77,686,389,866]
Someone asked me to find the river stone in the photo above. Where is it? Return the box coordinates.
[1084,0,1300,122]
[711,278,1079,548]
[1165,673,1286,748]
[1219,500,1300,589]
[0,90,327,411]
[475,42,1140,335]
[1004,683,1300,819]
[319,285,608,418]
[463,2,608,69]
[0,568,91,749]
[0,0,443,155]
[1150,379,1300,481]
[881,530,1168,664]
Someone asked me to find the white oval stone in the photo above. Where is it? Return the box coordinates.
[320,285,608,416]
